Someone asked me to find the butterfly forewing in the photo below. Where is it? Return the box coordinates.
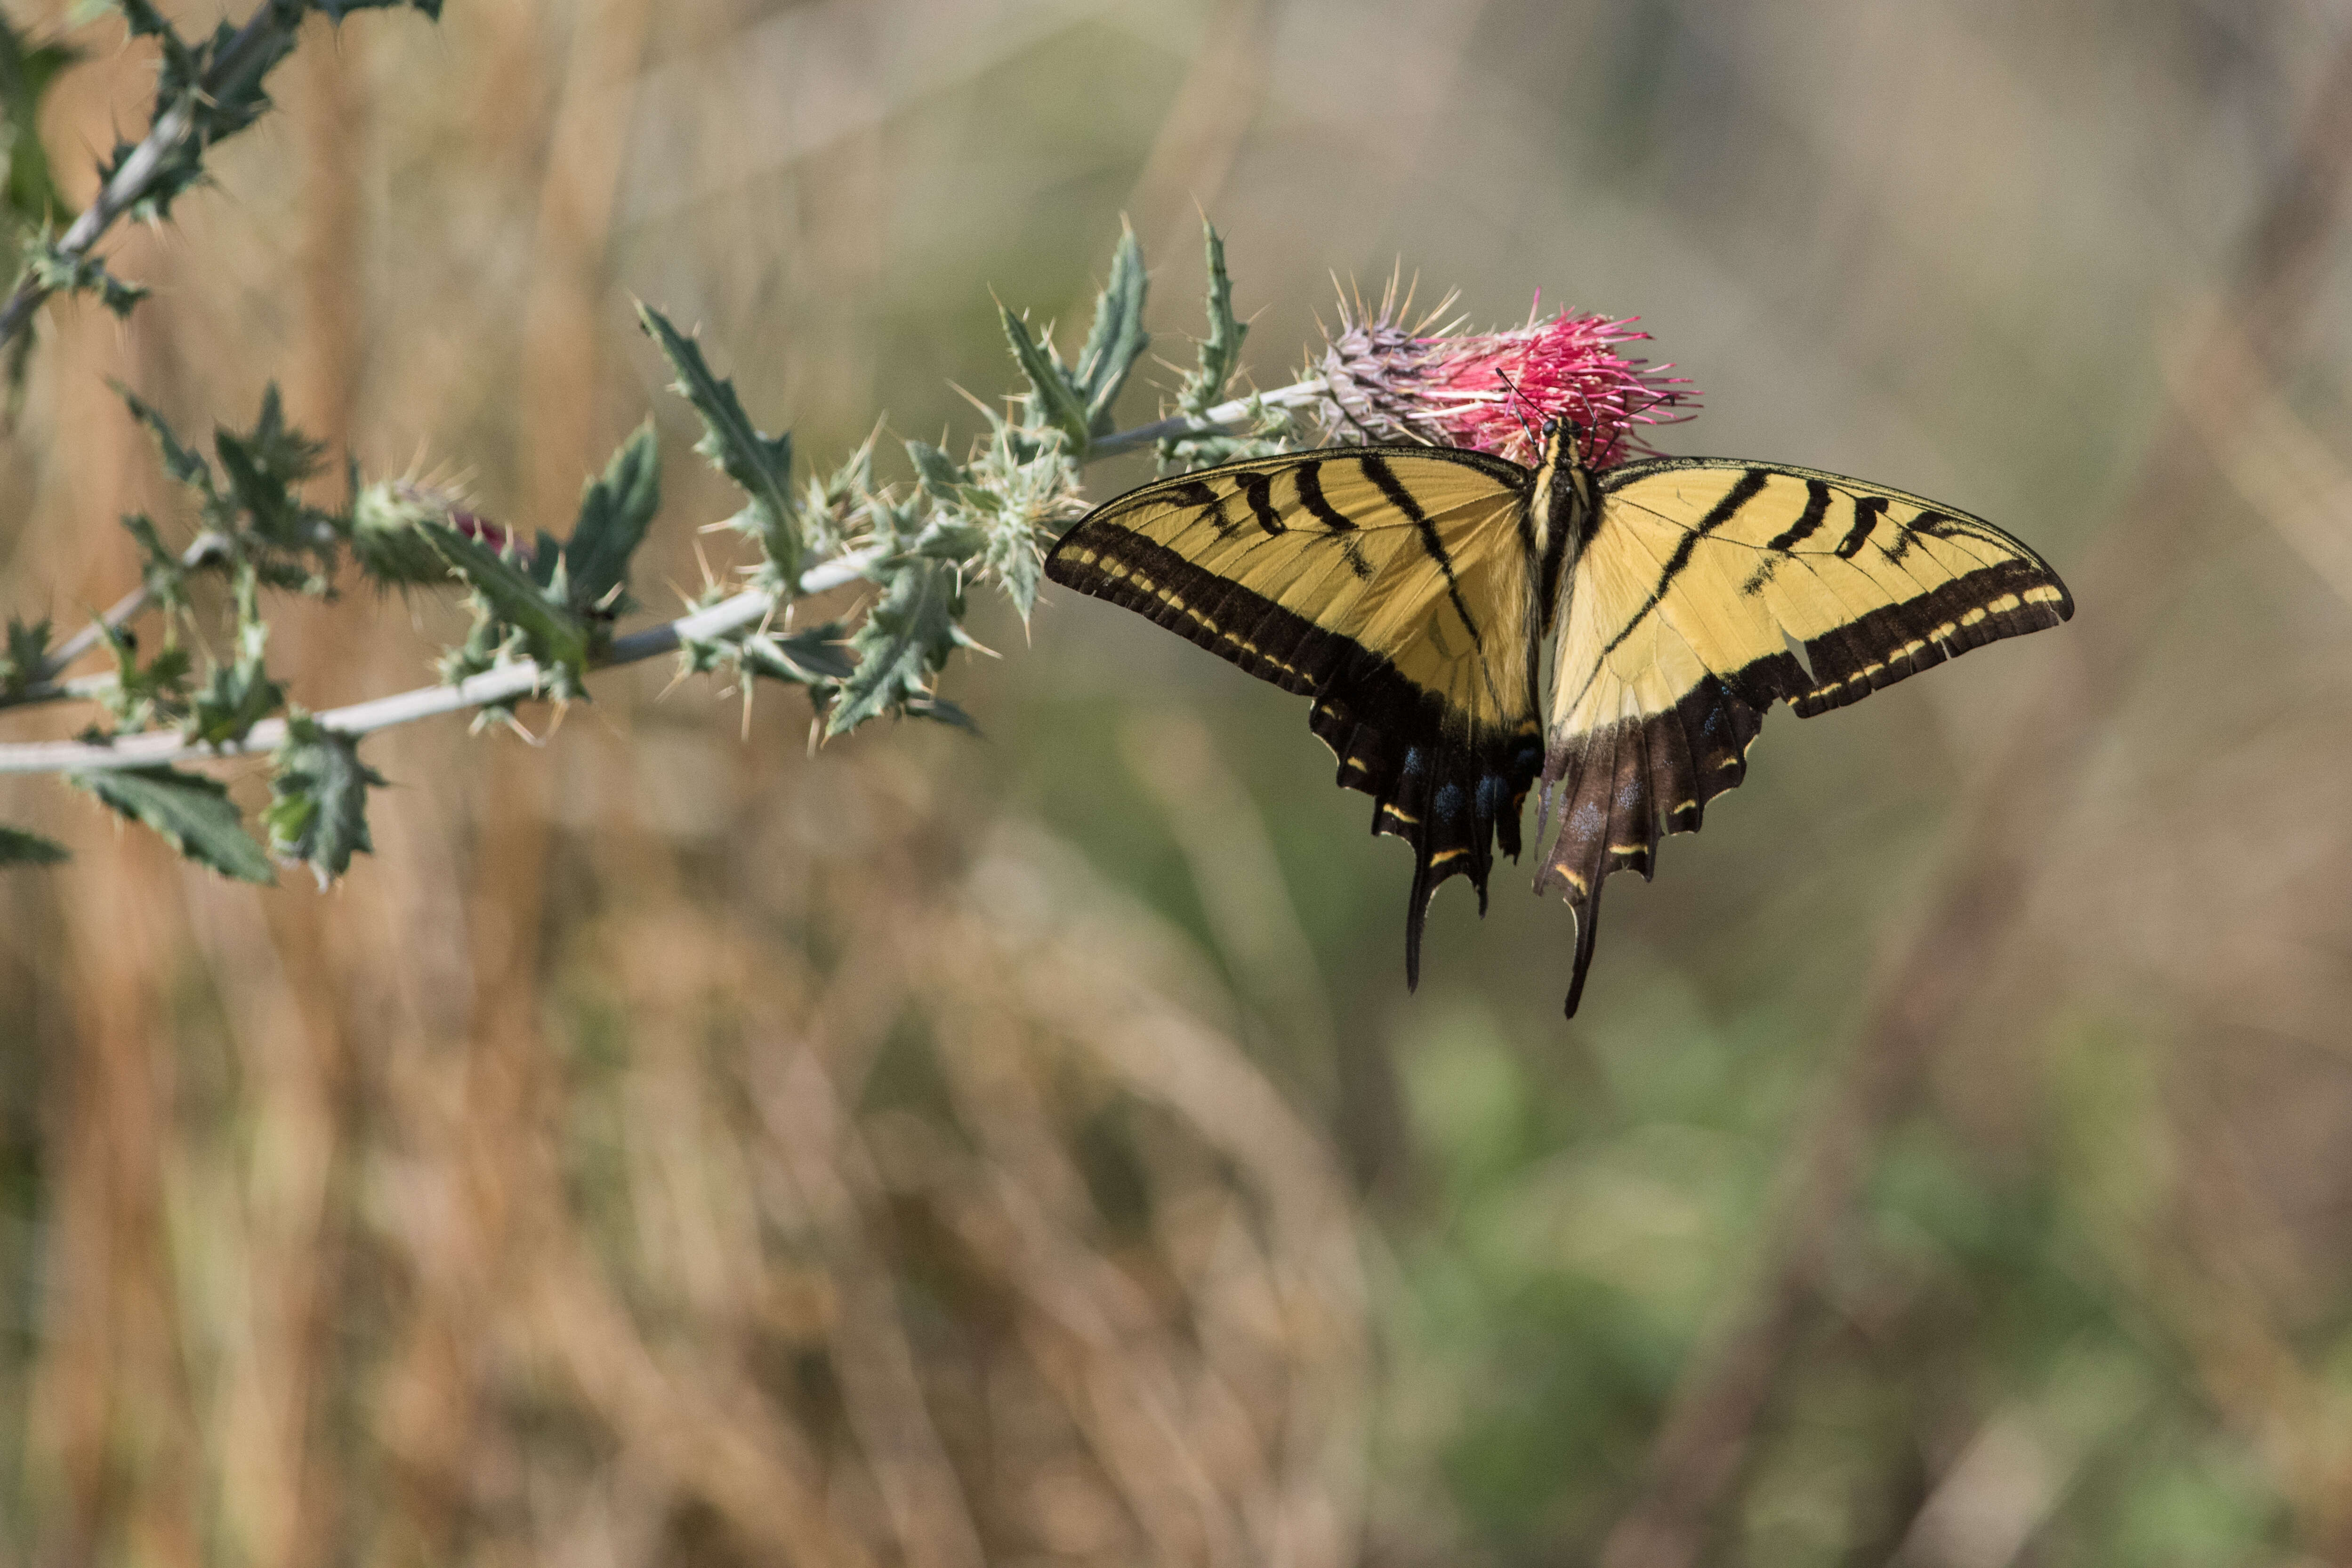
[1536,458,2073,1014]
[1046,447,1545,980]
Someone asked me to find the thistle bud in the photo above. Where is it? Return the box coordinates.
[351,478,528,587]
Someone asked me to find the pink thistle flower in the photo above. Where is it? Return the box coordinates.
[1315,278,1697,468]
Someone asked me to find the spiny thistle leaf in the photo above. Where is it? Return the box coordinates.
[637,304,801,589]
[120,512,193,618]
[559,420,661,620]
[98,6,300,227]
[424,524,591,689]
[0,21,80,232]
[906,438,988,513]
[999,306,1092,454]
[70,763,274,883]
[1159,221,1291,473]
[113,0,179,43]
[25,234,146,315]
[214,383,330,555]
[0,615,50,698]
[1179,220,1246,417]
[826,557,977,736]
[739,622,853,686]
[95,620,189,732]
[264,711,384,885]
[0,826,67,865]
[183,578,281,745]
[118,384,218,499]
[185,651,281,744]
[1074,219,1149,433]
[801,435,878,562]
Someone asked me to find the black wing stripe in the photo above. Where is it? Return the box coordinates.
[1833,495,1889,559]
[1594,466,1772,666]
[1766,478,1833,551]
[1157,478,1240,542]
[1359,452,1485,651]
[1239,470,1286,535]
[1292,461,1357,532]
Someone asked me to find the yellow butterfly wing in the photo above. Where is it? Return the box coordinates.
[1538,458,2073,1014]
[1045,446,1543,979]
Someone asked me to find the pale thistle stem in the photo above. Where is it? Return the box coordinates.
[0,373,1329,775]
[1083,376,1328,458]
[0,2,306,351]
[0,533,234,713]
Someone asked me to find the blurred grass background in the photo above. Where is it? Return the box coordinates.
[4,0,2352,1563]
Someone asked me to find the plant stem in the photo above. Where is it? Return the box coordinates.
[0,373,1328,775]
[1083,377,1325,458]
[0,1,306,352]
[0,533,232,713]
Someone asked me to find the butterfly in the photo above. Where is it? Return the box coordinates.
[1043,420,2073,1015]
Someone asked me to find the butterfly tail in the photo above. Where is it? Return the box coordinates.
[1538,724,1618,1017]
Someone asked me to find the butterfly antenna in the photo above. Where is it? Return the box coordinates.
[1568,385,1603,461]
[1492,365,1542,451]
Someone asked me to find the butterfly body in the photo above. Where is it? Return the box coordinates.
[1044,423,2070,1015]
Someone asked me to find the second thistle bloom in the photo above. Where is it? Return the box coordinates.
[1315,282,1697,468]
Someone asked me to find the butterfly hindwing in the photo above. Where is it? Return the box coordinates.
[1045,446,1545,980]
[1537,458,2074,1014]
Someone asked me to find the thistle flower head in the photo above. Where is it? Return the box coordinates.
[1315,277,1696,468]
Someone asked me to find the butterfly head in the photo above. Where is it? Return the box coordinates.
[1539,413,1588,460]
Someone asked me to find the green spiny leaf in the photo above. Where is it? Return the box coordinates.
[999,306,1092,454]
[96,1,304,227]
[182,14,296,150]
[1179,220,1246,417]
[560,420,660,620]
[1158,222,1294,473]
[214,383,331,560]
[904,694,978,733]
[802,434,878,562]
[0,21,80,230]
[264,711,384,885]
[1074,219,1149,433]
[95,619,190,732]
[424,523,590,689]
[185,654,281,744]
[0,825,68,865]
[905,439,992,513]
[113,0,178,42]
[955,416,1083,619]
[25,234,147,316]
[739,622,853,685]
[0,615,51,697]
[70,763,274,883]
[184,575,281,745]
[637,304,801,589]
[826,556,976,736]
[119,513,194,617]
[117,384,217,499]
